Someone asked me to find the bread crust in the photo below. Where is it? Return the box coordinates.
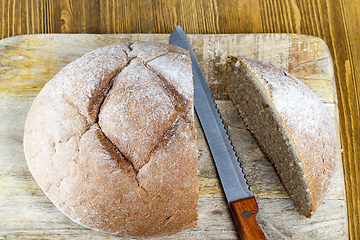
[23,42,198,238]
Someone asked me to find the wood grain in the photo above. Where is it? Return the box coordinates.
[0,33,347,239]
[61,0,100,33]
[1,0,360,239]
[335,2,360,237]
[59,0,263,34]
[0,0,60,39]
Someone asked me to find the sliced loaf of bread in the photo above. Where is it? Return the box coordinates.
[23,42,198,237]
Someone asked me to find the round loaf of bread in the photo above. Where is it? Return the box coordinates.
[23,42,199,237]
[225,56,338,218]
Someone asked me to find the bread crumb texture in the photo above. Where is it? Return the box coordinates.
[226,56,338,218]
[23,42,198,238]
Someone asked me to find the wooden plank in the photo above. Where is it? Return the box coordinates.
[59,0,263,34]
[0,34,347,239]
[335,2,360,237]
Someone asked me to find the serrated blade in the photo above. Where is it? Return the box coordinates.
[170,26,253,203]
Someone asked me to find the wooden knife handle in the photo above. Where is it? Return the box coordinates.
[230,196,266,240]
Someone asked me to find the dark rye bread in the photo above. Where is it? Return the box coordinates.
[225,56,338,218]
[23,42,198,238]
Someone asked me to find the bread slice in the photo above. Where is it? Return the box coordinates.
[23,42,198,238]
[225,56,338,217]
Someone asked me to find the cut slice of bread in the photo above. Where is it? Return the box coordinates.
[225,56,338,217]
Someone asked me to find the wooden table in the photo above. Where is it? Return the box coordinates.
[1,1,359,239]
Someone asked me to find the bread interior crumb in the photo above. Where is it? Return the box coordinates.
[226,58,312,216]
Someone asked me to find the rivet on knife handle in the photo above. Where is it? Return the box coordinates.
[170,26,266,240]
[230,196,266,240]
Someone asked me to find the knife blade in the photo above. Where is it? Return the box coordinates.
[170,26,266,240]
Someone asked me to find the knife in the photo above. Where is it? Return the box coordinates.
[170,26,266,240]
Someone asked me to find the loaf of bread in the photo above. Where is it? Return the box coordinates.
[23,42,199,237]
[225,56,338,217]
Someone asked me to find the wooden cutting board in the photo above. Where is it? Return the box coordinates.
[0,34,347,239]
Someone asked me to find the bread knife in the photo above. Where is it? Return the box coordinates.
[170,26,266,240]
